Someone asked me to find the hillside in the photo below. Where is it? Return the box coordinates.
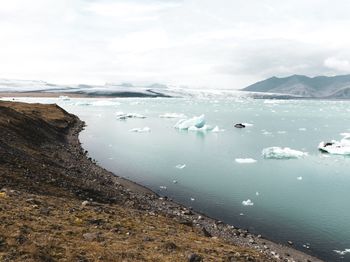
[243,74,350,98]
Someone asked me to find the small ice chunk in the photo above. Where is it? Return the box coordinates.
[174,114,206,130]
[173,180,178,184]
[129,127,150,133]
[256,192,259,196]
[262,147,308,159]
[175,164,186,169]
[297,176,303,180]
[212,126,225,132]
[334,249,350,256]
[159,186,167,190]
[190,197,195,201]
[277,131,287,134]
[235,158,257,164]
[242,199,254,206]
[299,128,307,131]
[239,213,244,216]
[116,112,146,120]
[159,113,186,118]
[242,123,253,127]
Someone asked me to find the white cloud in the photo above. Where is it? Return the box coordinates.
[324,57,350,72]
[1,0,350,88]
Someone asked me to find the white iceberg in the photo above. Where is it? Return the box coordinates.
[175,164,186,169]
[188,124,213,132]
[174,114,206,130]
[334,249,350,256]
[212,126,225,132]
[318,133,350,155]
[129,127,150,133]
[116,111,146,120]
[235,158,257,164]
[297,176,303,180]
[159,113,186,118]
[242,199,254,206]
[262,147,308,159]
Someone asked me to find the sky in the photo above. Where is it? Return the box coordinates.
[1,0,350,89]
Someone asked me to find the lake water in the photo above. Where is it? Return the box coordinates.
[6,96,350,261]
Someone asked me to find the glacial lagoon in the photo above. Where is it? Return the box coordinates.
[7,96,350,261]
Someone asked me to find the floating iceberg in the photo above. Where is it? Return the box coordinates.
[334,249,350,256]
[262,147,308,159]
[159,113,186,118]
[318,133,350,155]
[188,125,213,132]
[129,127,150,133]
[116,111,146,120]
[175,164,186,169]
[242,199,254,206]
[297,176,303,180]
[235,158,257,164]
[174,114,206,130]
[212,126,225,132]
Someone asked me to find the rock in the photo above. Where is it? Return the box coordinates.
[162,241,177,251]
[234,123,246,128]
[25,198,41,205]
[188,253,203,262]
[201,227,212,237]
[287,240,293,245]
[81,200,90,207]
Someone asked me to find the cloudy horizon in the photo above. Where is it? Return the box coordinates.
[1,0,350,89]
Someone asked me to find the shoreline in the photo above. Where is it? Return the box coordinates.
[0,100,322,261]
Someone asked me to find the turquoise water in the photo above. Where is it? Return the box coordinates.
[7,97,350,261]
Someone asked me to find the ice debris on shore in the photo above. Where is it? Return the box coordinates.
[159,113,186,118]
[242,199,254,206]
[129,127,150,133]
[116,111,146,120]
[318,133,350,155]
[235,158,257,164]
[334,249,350,256]
[262,147,307,159]
[175,164,186,169]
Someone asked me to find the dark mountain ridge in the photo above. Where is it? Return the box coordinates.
[243,74,350,98]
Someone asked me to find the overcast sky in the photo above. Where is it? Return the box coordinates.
[1,0,350,88]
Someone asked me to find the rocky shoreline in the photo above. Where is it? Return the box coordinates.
[0,101,322,261]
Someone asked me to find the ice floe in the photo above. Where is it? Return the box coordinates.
[262,147,308,159]
[318,133,350,155]
[334,249,350,256]
[159,113,186,118]
[174,114,206,130]
[116,111,146,120]
[159,186,167,190]
[242,199,254,206]
[212,126,225,132]
[129,127,150,133]
[175,164,186,169]
[235,158,257,164]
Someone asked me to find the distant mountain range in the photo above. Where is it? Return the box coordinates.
[243,74,350,99]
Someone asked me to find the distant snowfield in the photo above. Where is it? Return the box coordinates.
[0,78,298,99]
